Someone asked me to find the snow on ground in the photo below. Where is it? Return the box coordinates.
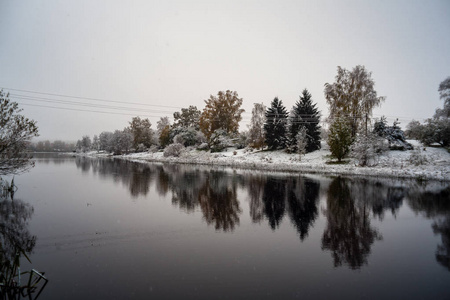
[83,141,450,182]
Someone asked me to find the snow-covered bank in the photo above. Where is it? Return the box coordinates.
[80,141,450,182]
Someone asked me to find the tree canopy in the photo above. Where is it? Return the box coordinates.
[436,76,450,118]
[173,106,201,129]
[129,116,154,149]
[324,65,385,137]
[199,90,244,141]
[0,90,39,176]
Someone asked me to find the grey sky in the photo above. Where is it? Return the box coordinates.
[1,0,449,141]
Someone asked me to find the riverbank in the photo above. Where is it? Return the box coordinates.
[81,140,450,182]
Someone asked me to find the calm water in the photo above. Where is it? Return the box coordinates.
[3,154,450,299]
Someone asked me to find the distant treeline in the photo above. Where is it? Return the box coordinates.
[28,140,76,152]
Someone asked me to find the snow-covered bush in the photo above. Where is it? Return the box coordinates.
[416,118,450,147]
[374,117,413,150]
[148,145,159,153]
[296,127,307,158]
[136,143,147,153]
[408,148,428,166]
[209,129,232,153]
[163,143,185,157]
[235,131,248,149]
[197,143,208,150]
[351,133,388,166]
[170,127,205,147]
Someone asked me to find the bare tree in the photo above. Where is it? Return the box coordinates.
[0,90,39,175]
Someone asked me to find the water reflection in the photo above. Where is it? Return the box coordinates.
[198,171,241,231]
[286,177,320,241]
[322,177,382,269]
[0,198,47,298]
[408,185,450,271]
[70,157,450,270]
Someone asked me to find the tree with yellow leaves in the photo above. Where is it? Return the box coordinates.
[199,90,244,142]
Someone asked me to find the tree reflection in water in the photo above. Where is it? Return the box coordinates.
[71,157,450,270]
[322,177,382,269]
[245,174,266,224]
[198,171,241,232]
[262,177,286,230]
[0,198,47,298]
[408,186,450,271]
[287,177,320,241]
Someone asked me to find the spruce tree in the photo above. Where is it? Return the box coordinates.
[328,117,353,162]
[289,89,321,153]
[264,97,288,150]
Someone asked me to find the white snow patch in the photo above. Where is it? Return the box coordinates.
[76,141,450,181]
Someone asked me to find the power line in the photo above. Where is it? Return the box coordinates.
[3,86,427,123]
[1,86,182,109]
[18,103,169,118]
[10,94,176,114]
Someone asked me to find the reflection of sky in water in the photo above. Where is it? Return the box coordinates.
[8,154,450,300]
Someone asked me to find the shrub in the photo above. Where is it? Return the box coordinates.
[409,148,428,166]
[163,143,185,157]
[351,133,388,166]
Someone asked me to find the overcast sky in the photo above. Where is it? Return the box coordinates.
[1,0,449,141]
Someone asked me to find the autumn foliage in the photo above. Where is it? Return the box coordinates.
[199,90,244,141]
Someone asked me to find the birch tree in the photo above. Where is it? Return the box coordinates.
[248,103,266,149]
[324,65,385,138]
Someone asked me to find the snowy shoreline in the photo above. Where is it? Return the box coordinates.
[78,140,450,182]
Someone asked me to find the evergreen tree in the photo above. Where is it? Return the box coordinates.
[289,89,321,153]
[327,117,353,162]
[264,97,288,150]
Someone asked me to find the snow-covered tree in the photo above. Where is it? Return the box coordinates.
[374,118,412,150]
[264,97,288,150]
[295,126,307,158]
[435,76,450,118]
[0,90,39,175]
[199,90,244,141]
[289,89,321,153]
[92,135,100,152]
[327,117,353,162]
[208,129,232,153]
[76,135,92,153]
[170,126,205,147]
[99,131,114,152]
[157,117,171,147]
[247,103,266,149]
[405,120,423,140]
[129,117,154,149]
[111,128,133,154]
[405,77,450,148]
[173,106,201,130]
[324,65,385,138]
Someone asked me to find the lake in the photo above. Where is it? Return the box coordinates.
[2,154,450,299]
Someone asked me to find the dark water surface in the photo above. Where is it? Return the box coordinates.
[4,154,450,299]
